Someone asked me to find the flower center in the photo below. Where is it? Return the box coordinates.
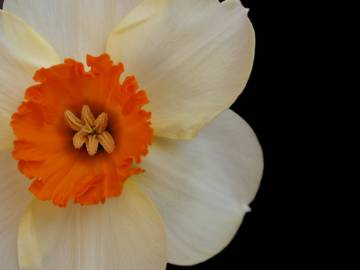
[11,54,153,207]
[64,105,115,156]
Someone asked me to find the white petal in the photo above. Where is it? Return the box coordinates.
[4,0,142,62]
[0,150,33,270]
[135,110,263,265]
[0,10,60,150]
[107,0,255,139]
[18,181,167,270]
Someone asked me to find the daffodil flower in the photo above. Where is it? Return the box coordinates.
[0,0,263,269]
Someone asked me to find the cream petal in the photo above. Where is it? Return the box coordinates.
[18,181,167,270]
[4,0,142,62]
[0,113,14,150]
[0,150,33,270]
[107,0,255,139]
[0,10,60,150]
[135,110,263,265]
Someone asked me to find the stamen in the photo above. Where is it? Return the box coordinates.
[64,110,83,131]
[86,134,99,156]
[94,112,108,133]
[73,130,88,149]
[64,105,115,156]
[97,131,116,154]
[81,105,96,126]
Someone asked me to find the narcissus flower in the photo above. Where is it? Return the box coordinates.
[0,0,263,269]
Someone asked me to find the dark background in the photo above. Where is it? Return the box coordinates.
[1,0,306,269]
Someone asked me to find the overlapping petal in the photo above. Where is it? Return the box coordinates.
[107,0,255,139]
[0,151,33,270]
[18,181,167,270]
[136,110,263,265]
[4,0,142,62]
[0,10,60,150]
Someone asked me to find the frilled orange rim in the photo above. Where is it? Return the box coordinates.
[11,54,153,207]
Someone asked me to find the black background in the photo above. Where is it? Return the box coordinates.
[1,0,305,269]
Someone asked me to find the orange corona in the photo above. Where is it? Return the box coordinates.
[11,54,153,207]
